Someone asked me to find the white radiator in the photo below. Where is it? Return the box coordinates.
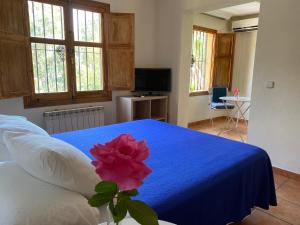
[44,106,105,134]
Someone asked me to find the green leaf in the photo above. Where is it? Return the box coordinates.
[127,200,159,225]
[122,189,138,197]
[109,198,128,223]
[88,193,114,207]
[95,181,118,195]
[117,192,131,205]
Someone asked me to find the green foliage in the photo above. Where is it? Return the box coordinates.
[127,200,159,225]
[109,198,128,223]
[89,182,159,225]
[89,181,118,207]
[122,189,139,197]
[95,181,118,195]
[88,193,115,207]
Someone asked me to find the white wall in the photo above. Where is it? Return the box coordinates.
[0,0,157,128]
[188,14,230,123]
[155,0,183,124]
[248,0,300,174]
[232,31,257,98]
[231,30,257,120]
[193,14,229,33]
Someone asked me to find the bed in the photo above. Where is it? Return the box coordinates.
[53,119,277,225]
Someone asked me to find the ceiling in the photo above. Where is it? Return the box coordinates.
[206,1,260,20]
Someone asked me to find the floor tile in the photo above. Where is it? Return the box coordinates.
[232,210,290,225]
[259,197,300,225]
[277,179,300,206]
[274,173,289,190]
[189,118,248,143]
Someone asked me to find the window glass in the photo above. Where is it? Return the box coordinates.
[31,43,67,93]
[190,29,215,93]
[75,46,103,91]
[73,9,101,43]
[28,1,65,40]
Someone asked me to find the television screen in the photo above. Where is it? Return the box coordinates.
[135,68,171,92]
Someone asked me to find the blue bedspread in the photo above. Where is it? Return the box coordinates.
[53,120,277,225]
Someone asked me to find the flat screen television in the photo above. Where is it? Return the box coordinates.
[134,68,171,92]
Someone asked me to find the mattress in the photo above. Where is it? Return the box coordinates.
[53,119,277,225]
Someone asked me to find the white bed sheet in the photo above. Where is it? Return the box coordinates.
[0,162,107,225]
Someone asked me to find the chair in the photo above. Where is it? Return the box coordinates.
[209,87,235,127]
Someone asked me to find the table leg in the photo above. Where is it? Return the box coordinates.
[217,100,235,136]
[236,102,251,142]
[217,101,251,143]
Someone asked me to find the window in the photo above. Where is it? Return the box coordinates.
[25,0,111,107]
[73,9,103,92]
[0,0,133,102]
[190,26,216,96]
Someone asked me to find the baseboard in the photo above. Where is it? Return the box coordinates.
[188,116,226,127]
[273,167,300,182]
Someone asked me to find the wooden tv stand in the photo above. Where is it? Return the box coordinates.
[117,96,168,122]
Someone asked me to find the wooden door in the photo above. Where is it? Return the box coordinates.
[104,13,135,90]
[0,0,32,99]
[213,33,235,90]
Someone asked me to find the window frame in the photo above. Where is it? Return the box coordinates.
[24,0,111,108]
[189,25,217,97]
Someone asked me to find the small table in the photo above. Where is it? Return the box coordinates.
[218,96,251,142]
[100,218,175,225]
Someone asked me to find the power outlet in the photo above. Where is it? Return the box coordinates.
[265,81,275,89]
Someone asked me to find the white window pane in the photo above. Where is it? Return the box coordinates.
[75,46,103,91]
[190,30,214,92]
[73,9,101,43]
[28,1,64,40]
[31,43,67,93]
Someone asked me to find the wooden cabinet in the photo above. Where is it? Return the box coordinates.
[105,13,135,91]
[117,96,168,123]
[0,0,31,99]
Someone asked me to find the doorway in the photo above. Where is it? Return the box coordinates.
[188,1,260,142]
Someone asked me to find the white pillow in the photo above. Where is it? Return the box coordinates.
[4,131,100,198]
[0,143,12,161]
[0,117,48,140]
[0,161,107,225]
[0,114,27,121]
[0,117,48,160]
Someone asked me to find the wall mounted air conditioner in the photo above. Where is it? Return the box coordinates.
[232,17,259,32]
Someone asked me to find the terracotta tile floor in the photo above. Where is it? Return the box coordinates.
[189,117,248,143]
[189,118,300,225]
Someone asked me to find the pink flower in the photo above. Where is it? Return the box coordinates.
[90,134,152,191]
[233,88,239,96]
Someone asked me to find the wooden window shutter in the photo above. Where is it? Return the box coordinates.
[104,13,135,90]
[213,33,235,90]
[0,0,32,99]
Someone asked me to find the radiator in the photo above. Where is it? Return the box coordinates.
[44,106,105,134]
